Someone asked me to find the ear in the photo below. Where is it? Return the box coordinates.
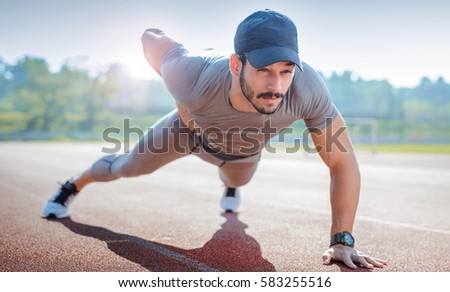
[229,53,242,77]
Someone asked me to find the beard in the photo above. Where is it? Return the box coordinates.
[239,71,285,115]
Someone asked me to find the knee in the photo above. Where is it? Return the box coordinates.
[219,163,258,188]
[90,154,121,181]
[90,154,148,181]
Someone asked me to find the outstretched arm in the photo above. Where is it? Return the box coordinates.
[140,29,196,128]
[141,28,181,76]
[311,114,387,269]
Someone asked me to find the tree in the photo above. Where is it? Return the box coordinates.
[9,57,61,131]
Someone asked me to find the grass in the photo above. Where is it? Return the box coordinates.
[268,142,450,154]
[354,143,450,154]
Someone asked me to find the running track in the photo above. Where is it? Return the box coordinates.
[1,142,449,272]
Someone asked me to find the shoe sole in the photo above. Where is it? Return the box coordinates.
[43,212,69,219]
[43,200,69,219]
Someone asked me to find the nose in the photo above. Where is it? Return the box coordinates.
[267,75,282,92]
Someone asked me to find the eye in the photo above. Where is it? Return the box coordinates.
[281,70,293,74]
[257,68,270,73]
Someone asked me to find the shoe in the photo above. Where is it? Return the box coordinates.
[220,187,241,213]
[43,181,79,218]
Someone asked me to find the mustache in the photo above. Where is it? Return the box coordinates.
[256,92,285,99]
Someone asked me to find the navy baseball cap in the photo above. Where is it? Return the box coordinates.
[234,9,303,71]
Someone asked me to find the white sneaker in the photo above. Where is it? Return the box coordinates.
[220,187,241,213]
[43,181,78,218]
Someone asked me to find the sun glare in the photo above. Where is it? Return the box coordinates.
[120,55,160,80]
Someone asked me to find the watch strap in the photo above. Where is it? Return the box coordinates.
[330,231,355,248]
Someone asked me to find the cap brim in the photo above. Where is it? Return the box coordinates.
[245,47,303,71]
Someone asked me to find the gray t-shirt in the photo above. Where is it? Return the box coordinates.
[160,45,338,158]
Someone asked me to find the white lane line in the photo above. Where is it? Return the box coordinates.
[3,178,449,236]
[357,216,450,236]
[0,182,221,271]
[258,199,450,236]
[117,234,220,272]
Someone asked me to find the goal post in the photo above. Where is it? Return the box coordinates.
[345,117,378,154]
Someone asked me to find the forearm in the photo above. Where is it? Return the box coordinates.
[329,156,360,236]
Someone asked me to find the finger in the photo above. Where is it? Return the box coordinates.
[322,251,332,265]
[367,257,388,266]
[366,257,386,268]
[342,255,357,269]
[356,251,388,266]
[354,255,374,269]
[373,258,388,265]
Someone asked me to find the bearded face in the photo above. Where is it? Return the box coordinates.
[238,60,295,115]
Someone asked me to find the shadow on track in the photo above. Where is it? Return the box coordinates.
[47,212,275,272]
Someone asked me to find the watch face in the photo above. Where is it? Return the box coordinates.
[344,233,354,245]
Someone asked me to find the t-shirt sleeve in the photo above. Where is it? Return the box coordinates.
[159,44,207,111]
[292,63,338,132]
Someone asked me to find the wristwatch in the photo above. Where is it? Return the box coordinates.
[330,231,355,248]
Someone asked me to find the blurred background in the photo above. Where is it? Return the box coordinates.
[1,0,449,153]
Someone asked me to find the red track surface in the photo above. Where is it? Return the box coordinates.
[1,142,449,272]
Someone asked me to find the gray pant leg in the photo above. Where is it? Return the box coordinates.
[90,109,194,181]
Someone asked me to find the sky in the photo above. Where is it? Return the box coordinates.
[1,0,449,87]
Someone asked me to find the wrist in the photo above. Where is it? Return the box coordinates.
[330,231,355,248]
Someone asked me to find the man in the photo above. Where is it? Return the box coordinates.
[43,9,387,270]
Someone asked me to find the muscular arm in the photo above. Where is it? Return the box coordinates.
[141,28,181,76]
[310,113,360,236]
[311,114,386,269]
